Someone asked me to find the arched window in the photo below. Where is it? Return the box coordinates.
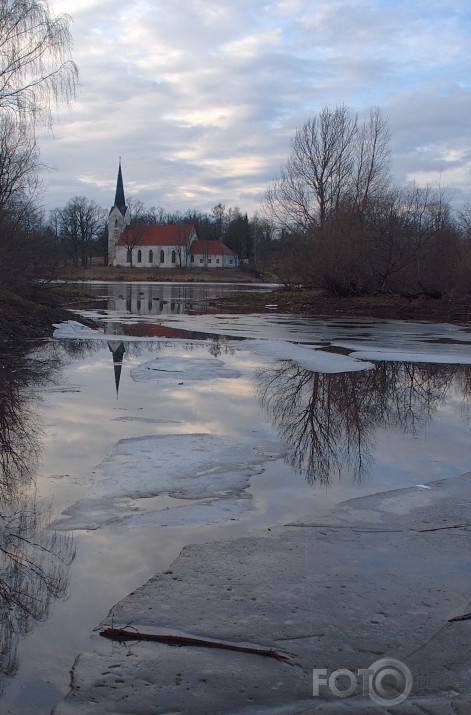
[149,249,153,263]
[160,249,165,263]
[126,249,132,263]
[137,249,142,263]
[190,255,195,264]
[115,218,118,228]
[171,250,176,264]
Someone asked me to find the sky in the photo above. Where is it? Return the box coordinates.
[38,0,471,218]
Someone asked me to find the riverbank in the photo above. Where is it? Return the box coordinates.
[212,288,471,324]
[58,266,471,324]
[58,266,266,283]
[3,278,471,351]
[0,286,73,347]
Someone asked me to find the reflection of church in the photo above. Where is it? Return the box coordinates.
[108,341,126,397]
[114,284,188,315]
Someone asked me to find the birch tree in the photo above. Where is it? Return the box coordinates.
[0,0,78,123]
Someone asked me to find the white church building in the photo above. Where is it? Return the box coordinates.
[107,164,238,269]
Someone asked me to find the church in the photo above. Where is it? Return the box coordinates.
[107,163,238,269]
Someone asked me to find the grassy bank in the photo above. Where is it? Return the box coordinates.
[211,287,471,324]
[0,286,73,348]
[59,266,266,283]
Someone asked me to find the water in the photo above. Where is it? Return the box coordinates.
[1,282,471,713]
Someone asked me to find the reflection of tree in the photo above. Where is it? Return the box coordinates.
[0,498,75,678]
[0,351,51,489]
[0,348,75,686]
[255,360,470,485]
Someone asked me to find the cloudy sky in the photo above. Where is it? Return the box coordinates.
[39,0,471,217]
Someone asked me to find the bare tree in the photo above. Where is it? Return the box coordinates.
[173,224,194,268]
[264,106,357,234]
[58,196,106,267]
[264,105,390,235]
[120,198,146,266]
[351,107,391,214]
[0,114,40,212]
[0,0,78,123]
[0,115,47,288]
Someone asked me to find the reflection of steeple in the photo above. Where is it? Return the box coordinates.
[108,341,126,397]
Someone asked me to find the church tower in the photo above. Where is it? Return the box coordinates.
[108,160,130,265]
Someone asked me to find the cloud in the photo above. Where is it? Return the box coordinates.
[39,0,471,215]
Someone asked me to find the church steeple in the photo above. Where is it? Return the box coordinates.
[108,159,130,266]
[113,160,127,216]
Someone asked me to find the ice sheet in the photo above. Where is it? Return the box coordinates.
[52,434,283,530]
[240,339,374,373]
[53,320,101,337]
[349,349,471,364]
[131,356,241,383]
[52,320,206,343]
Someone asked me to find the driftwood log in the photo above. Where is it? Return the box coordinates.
[100,627,290,661]
[448,612,471,623]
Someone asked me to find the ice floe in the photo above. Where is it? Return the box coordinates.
[240,340,374,373]
[349,349,471,365]
[131,356,241,383]
[53,320,101,338]
[53,434,283,530]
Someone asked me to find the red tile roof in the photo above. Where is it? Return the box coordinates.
[189,239,236,256]
[117,223,195,247]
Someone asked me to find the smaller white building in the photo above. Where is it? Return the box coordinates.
[188,239,238,268]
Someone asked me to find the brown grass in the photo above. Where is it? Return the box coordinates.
[59,266,263,283]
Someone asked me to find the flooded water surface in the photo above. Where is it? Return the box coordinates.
[1,282,471,713]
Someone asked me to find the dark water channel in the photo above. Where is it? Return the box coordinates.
[1,282,471,713]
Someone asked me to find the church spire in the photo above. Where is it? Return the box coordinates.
[113,159,127,216]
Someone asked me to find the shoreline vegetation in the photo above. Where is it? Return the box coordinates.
[2,267,471,349]
[211,287,471,324]
[0,286,72,347]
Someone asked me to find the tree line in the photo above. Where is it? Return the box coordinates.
[0,0,77,292]
[263,105,471,297]
[39,106,471,295]
[47,197,276,270]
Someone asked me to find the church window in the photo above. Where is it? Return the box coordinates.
[115,218,118,228]
[126,249,132,263]
[160,249,165,263]
[171,250,176,264]
[137,249,142,263]
[190,255,194,264]
[149,250,153,263]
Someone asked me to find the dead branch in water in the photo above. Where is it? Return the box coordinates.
[448,612,471,622]
[99,627,290,661]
